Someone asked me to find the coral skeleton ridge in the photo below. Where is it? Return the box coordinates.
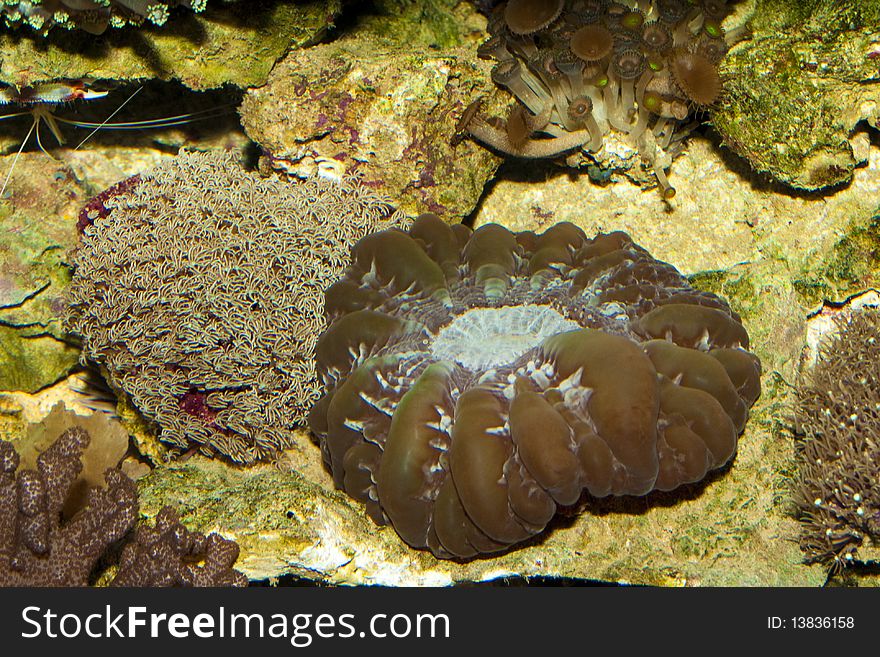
[66,150,407,464]
[309,214,762,559]
[465,0,741,197]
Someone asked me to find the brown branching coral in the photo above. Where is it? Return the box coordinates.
[17,403,129,519]
[1,1,215,34]
[0,427,138,586]
[467,0,743,197]
[112,506,247,587]
[309,214,761,559]
[1,426,248,586]
[65,150,406,463]
[794,308,880,571]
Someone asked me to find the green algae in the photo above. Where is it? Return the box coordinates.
[714,0,880,190]
[0,0,340,90]
[0,156,86,391]
[790,210,880,306]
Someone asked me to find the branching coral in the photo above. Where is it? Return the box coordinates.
[1,425,248,586]
[465,0,743,197]
[309,214,761,559]
[0,427,138,586]
[1,0,215,34]
[112,506,247,587]
[794,308,880,571]
[17,403,129,518]
[66,150,406,463]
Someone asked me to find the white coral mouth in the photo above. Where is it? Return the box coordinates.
[429,304,580,371]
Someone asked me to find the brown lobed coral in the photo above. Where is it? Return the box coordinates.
[309,214,761,559]
[1,425,247,586]
[464,0,743,197]
[1,0,214,34]
[66,150,406,464]
[0,426,138,586]
[112,506,247,587]
[794,308,880,571]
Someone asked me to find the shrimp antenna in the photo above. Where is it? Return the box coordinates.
[74,85,143,151]
[0,118,37,200]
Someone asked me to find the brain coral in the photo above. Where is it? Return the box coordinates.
[465,0,743,197]
[309,214,762,558]
[795,307,880,571]
[66,150,406,463]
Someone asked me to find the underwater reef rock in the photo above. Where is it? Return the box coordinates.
[137,431,822,585]
[309,214,761,558]
[0,154,95,393]
[0,424,247,586]
[0,0,340,90]
[2,0,215,34]
[794,306,880,570]
[240,0,503,220]
[714,0,880,190]
[66,150,407,464]
[461,0,744,196]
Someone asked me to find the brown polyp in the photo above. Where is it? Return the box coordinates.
[504,0,565,35]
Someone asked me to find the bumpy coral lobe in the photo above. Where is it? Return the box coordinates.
[0,428,139,586]
[310,214,761,559]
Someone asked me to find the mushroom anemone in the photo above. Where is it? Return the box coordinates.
[468,0,743,199]
[309,214,761,559]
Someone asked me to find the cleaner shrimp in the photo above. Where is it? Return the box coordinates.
[0,78,236,198]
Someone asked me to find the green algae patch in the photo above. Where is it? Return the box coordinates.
[791,210,880,307]
[369,0,485,50]
[0,0,340,90]
[714,0,880,190]
[0,154,89,391]
[0,327,77,393]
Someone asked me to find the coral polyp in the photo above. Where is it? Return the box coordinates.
[795,308,880,571]
[65,150,406,464]
[465,0,742,197]
[309,214,761,559]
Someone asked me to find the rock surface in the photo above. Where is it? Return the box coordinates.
[0,0,340,90]
[240,1,503,220]
[714,0,880,190]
